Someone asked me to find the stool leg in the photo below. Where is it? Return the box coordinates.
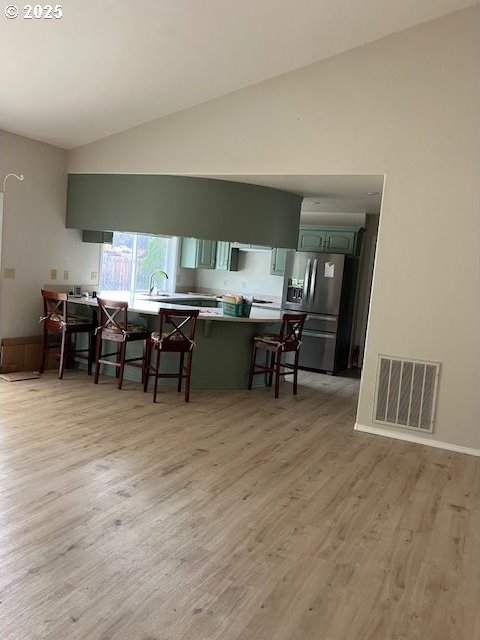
[58,330,67,380]
[248,346,257,390]
[274,350,282,398]
[118,341,127,390]
[268,352,275,387]
[94,334,102,384]
[87,331,93,375]
[143,341,151,392]
[153,348,161,403]
[293,349,300,395]
[140,340,146,385]
[115,344,121,379]
[178,352,185,392]
[185,351,193,402]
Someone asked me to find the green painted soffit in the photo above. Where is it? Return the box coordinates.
[66,174,302,248]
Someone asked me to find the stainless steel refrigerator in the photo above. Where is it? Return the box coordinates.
[282,251,358,374]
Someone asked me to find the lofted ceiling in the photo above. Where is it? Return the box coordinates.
[0,0,477,149]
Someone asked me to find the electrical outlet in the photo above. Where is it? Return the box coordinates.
[50,269,57,281]
[3,267,15,279]
[241,280,247,289]
[63,270,69,281]
[90,271,98,281]
[223,279,228,286]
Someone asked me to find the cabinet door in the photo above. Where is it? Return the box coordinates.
[180,237,199,268]
[325,230,356,254]
[298,228,327,252]
[197,239,217,269]
[270,248,288,276]
[215,242,240,271]
[215,241,229,270]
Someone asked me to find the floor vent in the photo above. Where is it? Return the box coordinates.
[374,356,440,432]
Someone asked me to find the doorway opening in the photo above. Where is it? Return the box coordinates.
[192,172,385,429]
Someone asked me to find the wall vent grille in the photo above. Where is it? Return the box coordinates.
[373,356,440,432]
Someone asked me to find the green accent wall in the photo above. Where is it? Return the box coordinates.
[66,174,302,248]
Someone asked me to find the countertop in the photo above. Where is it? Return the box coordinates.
[68,292,282,324]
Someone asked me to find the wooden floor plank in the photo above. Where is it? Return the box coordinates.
[0,371,477,640]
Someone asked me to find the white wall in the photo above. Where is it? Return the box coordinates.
[0,131,101,338]
[196,250,283,298]
[300,211,367,227]
[68,8,480,451]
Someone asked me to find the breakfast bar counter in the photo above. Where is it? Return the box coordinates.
[69,293,282,390]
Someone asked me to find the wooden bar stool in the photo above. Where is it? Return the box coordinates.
[248,313,307,398]
[144,309,199,403]
[39,290,96,379]
[94,298,150,389]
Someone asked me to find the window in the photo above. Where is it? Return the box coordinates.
[99,232,178,295]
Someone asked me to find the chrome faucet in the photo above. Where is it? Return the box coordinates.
[148,270,169,294]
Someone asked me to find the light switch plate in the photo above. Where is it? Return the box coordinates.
[3,267,15,279]
[63,269,69,280]
[50,269,57,281]
[90,271,98,281]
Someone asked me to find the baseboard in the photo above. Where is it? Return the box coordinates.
[354,422,480,457]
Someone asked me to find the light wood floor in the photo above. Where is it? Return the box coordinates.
[0,371,478,640]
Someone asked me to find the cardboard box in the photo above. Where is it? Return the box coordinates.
[1,335,59,372]
[1,344,25,367]
[24,343,43,370]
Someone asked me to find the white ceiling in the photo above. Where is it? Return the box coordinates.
[193,174,384,214]
[0,0,476,149]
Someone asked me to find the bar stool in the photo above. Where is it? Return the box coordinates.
[94,298,150,389]
[39,290,96,379]
[248,313,307,398]
[144,309,199,402]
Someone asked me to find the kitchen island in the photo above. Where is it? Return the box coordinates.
[69,293,282,390]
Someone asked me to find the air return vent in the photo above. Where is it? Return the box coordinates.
[374,356,440,432]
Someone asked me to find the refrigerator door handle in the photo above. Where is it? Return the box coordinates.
[308,259,318,306]
[302,329,335,339]
[302,258,311,308]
